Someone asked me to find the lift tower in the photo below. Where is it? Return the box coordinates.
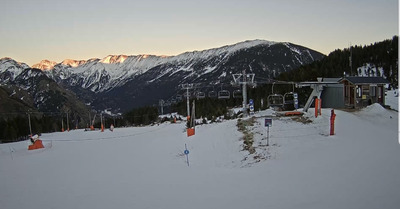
[232,70,255,116]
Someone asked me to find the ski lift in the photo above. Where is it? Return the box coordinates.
[233,89,242,98]
[267,82,284,110]
[208,91,217,98]
[196,91,206,99]
[268,94,284,109]
[218,90,230,99]
[176,94,182,101]
[283,83,298,110]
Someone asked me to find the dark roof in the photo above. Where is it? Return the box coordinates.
[339,76,390,85]
[323,78,341,83]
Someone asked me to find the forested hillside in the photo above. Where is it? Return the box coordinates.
[278,36,398,87]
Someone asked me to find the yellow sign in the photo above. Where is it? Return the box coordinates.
[362,95,367,99]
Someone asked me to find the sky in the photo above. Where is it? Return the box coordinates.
[0,0,398,66]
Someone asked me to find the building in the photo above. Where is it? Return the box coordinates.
[339,76,390,109]
[298,78,345,112]
[320,78,345,109]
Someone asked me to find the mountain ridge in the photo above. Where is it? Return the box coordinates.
[1,39,325,112]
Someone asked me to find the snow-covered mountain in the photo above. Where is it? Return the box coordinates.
[0,66,90,120]
[32,60,57,71]
[0,40,325,112]
[0,57,30,83]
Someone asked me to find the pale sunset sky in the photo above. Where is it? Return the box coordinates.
[0,0,398,66]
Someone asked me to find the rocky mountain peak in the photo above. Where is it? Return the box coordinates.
[32,59,57,70]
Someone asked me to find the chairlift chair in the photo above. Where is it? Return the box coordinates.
[176,94,182,101]
[283,92,295,110]
[283,92,299,111]
[233,89,242,98]
[268,82,284,110]
[218,90,230,99]
[268,94,284,110]
[196,91,206,99]
[208,91,217,98]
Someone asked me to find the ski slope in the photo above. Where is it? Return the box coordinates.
[0,103,399,209]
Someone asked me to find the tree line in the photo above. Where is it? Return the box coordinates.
[0,106,158,143]
[278,36,398,87]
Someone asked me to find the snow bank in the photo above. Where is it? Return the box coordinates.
[386,89,398,111]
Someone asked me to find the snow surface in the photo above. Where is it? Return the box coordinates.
[1,102,399,209]
[386,89,399,111]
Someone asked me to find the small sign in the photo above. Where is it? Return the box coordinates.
[265,118,272,127]
[184,149,189,155]
[249,99,254,105]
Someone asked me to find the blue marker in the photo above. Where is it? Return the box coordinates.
[184,144,190,167]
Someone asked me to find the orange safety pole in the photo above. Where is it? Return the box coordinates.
[330,109,336,135]
[315,98,319,118]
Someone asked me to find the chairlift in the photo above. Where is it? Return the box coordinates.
[233,89,242,98]
[268,94,284,109]
[267,82,284,110]
[196,91,206,99]
[208,91,217,98]
[283,92,298,110]
[283,83,298,110]
[176,94,182,101]
[218,90,230,99]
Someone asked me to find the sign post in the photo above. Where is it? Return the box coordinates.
[264,118,272,146]
[184,144,190,167]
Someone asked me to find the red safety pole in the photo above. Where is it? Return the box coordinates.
[319,98,322,116]
[330,109,336,135]
[315,98,319,118]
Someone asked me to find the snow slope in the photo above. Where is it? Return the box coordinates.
[0,105,399,209]
[386,89,399,111]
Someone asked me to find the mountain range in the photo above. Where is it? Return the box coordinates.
[0,40,324,114]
